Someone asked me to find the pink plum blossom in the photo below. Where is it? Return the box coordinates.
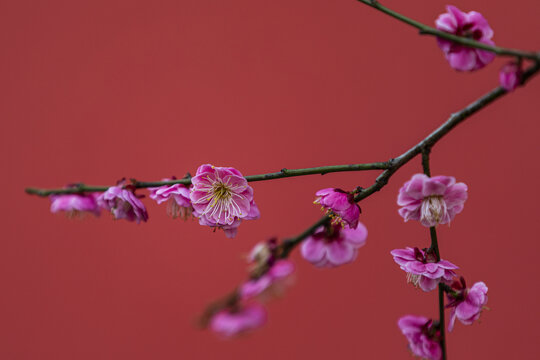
[435,5,495,71]
[397,174,468,227]
[240,260,294,299]
[446,277,488,331]
[499,62,522,91]
[190,164,259,238]
[314,188,360,229]
[391,247,457,292]
[241,239,294,299]
[97,185,148,223]
[248,238,277,266]
[50,193,101,217]
[301,223,367,267]
[149,179,193,220]
[398,315,442,360]
[210,304,267,337]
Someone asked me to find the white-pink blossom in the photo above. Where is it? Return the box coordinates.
[397,174,468,227]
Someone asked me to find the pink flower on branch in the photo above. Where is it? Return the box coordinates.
[435,5,495,71]
[398,315,442,360]
[97,184,148,223]
[301,223,367,268]
[210,303,267,338]
[240,260,294,300]
[391,247,457,292]
[499,62,522,91]
[397,174,467,227]
[149,179,193,220]
[314,188,360,229]
[446,277,488,331]
[190,164,259,238]
[241,239,294,299]
[50,193,101,218]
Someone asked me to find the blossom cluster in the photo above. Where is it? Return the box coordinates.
[48,166,490,349]
[49,165,259,239]
[209,238,295,337]
[394,173,488,359]
[207,187,367,337]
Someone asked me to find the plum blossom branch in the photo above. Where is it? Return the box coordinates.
[25,2,539,346]
[357,0,540,61]
[24,162,390,197]
[353,60,539,205]
[203,60,540,320]
[290,61,533,250]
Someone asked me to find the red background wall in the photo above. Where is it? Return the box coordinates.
[2,0,539,359]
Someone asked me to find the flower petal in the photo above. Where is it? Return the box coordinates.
[301,238,327,264]
[326,241,356,266]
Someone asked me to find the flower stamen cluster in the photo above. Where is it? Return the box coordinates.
[420,195,446,226]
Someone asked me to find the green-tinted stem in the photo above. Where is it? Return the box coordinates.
[352,61,539,204]
[429,227,441,261]
[24,162,390,197]
[357,0,540,61]
[279,216,330,258]
[422,148,432,177]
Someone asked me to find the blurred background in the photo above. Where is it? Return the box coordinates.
[1,0,539,358]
